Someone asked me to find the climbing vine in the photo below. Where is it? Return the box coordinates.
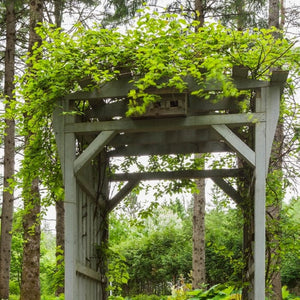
[14,9,299,204]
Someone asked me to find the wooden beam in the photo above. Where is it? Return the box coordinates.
[74,131,117,175]
[188,95,240,115]
[270,70,288,84]
[212,124,255,167]
[211,177,243,205]
[82,96,241,120]
[64,115,78,300]
[63,76,271,101]
[108,141,231,157]
[232,65,249,78]
[110,168,243,182]
[65,113,265,134]
[53,102,65,176]
[109,128,220,146]
[107,179,140,213]
[254,88,267,299]
[64,76,135,101]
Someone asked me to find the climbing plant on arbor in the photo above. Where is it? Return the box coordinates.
[13,11,300,296]
[16,11,298,185]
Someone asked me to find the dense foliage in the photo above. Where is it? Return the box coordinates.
[8,8,300,300]
[3,197,300,298]
[107,199,300,298]
[13,10,299,209]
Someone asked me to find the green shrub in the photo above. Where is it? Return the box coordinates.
[109,295,168,300]
[167,284,241,300]
[9,281,20,295]
[131,295,167,300]
[281,286,300,300]
[41,295,64,300]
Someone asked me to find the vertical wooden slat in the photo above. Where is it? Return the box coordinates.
[78,186,83,265]
[78,274,84,300]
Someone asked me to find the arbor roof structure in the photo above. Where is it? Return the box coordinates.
[53,67,288,300]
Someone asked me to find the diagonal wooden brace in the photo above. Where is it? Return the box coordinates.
[107,179,140,213]
[211,177,243,205]
[212,124,255,167]
[74,130,117,175]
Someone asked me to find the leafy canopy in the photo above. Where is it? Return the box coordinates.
[19,10,296,119]
[14,10,298,201]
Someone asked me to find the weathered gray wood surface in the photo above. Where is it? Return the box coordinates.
[53,71,287,300]
[65,113,266,133]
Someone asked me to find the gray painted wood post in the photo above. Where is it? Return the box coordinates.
[63,100,78,300]
[254,88,267,300]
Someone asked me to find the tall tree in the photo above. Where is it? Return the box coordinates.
[0,1,16,298]
[192,2,206,287]
[51,1,65,296]
[266,0,284,298]
[20,1,43,299]
[269,0,280,28]
[192,171,206,289]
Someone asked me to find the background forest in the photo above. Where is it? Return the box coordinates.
[0,0,300,300]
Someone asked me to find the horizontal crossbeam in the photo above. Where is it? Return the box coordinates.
[85,96,241,121]
[65,113,265,134]
[64,76,272,101]
[108,141,231,157]
[109,128,220,146]
[110,168,243,182]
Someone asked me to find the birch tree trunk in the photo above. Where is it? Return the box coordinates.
[0,1,16,298]
[20,1,43,299]
[192,174,206,289]
[192,0,206,288]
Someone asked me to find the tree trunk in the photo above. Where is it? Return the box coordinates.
[192,176,206,289]
[191,1,206,289]
[194,0,205,27]
[0,1,16,298]
[265,124,283,300]
[237,0,246,30]
[55,199,65,296]
[54,0,64,27]
[267,1,283,298]
[53,1,65,296]
[20,179,41,300]
[269,0,280,29]
[241,182,255,300]
[20,1,43,300]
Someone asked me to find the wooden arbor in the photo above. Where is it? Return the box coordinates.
[53,68,287,300]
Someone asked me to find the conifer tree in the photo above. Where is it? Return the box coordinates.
[0,1,16,298]
[20,1,43,299]
[266,0,284,298]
